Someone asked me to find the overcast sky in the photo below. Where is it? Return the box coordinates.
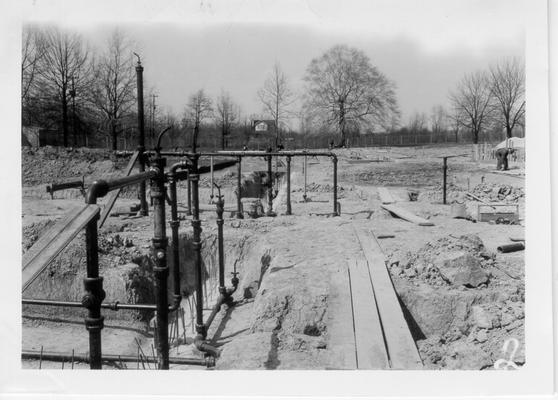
[36,0,525,127]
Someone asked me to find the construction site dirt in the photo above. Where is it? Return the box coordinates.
[21,144,524,370]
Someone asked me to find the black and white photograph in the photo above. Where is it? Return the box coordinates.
[0,0,554,398]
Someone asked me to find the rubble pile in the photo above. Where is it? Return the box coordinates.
[293,183,345,193]
[389,234,495,288]
[471,183,524,203]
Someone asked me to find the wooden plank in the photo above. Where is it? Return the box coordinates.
[377,187,395,204]
[326,262,357,369]
[99,150,139,228]
[381,204,434,226]
[354,227,423,369]
[348,259,390,369]
[22,204,100,292]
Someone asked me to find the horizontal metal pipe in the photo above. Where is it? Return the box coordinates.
[21,349,214,367]
[47,179,84,193]
[86,168,159,204]
[153,150,335,158]
[22,298,157,311]
[497,242,525,253]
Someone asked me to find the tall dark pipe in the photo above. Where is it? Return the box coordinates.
[135,55,148,216]
[187,179,192,216]
[168,161,190,311]
[151,154,169,369]
[236,156,243,219]
[83,202,105,369]
[190,156,206,340]
[443,156,448,205]
[286,155,292,215]
[215,186,226,294]
[266,150,275,216]
[333,155,339,216]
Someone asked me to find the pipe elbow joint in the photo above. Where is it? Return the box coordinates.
[86,180,110,204]
[194,336,221,358]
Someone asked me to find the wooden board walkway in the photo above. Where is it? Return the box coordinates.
[381,203,434,226]
[22,204,100,292]
[354,226,423,369]
[99,150,139,228]
[342,224,423,369]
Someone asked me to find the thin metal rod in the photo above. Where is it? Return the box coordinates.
[21,350,213,367]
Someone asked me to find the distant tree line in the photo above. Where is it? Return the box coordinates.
[22,25,523,150]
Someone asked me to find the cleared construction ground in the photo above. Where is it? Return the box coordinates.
[21,144,525,370]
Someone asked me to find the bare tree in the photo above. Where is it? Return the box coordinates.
[303,45,400,146]
[21,26,47,104]
[35,27,92,147]
[430,105,447,138]
[186,89,213,152]
[91,30,136,150]
[489,58,525,139]
[214,90,240,149]
[449,71,494,144]
[408,112,427,134]
[257,62,294,148]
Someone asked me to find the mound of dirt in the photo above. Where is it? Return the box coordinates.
[22,146,120,186]
[390,234,494,288]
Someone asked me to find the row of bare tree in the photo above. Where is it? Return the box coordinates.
[449,58,525,143]
[22,25,523,149]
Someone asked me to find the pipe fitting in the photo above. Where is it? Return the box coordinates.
[194,335,220,358]
[86,180,110,204]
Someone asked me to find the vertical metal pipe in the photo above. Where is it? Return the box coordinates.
[210,156,214,202]
[151,158,169,369]
[266,153,274,216]
[190,157,206,339]
[303,154,307,202]
[443,157,448,205]
[333,156,338,216]
[215,192,225,293]
[187,178,192,216]
[135,59,148,217]
[236,156,243,219]
[286,156,291,215]
[83,214,105,369]
[169,173,181,303]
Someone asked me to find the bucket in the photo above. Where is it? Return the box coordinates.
[451,203,467,219]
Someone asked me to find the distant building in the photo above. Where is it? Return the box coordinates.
[251,119,276,133]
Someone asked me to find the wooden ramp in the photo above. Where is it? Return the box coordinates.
[22,204,100,292]
[345,225,423,369]
[98,150,139,228]
[381,203,434,226]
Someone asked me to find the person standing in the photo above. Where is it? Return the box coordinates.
[495,147,515,170]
